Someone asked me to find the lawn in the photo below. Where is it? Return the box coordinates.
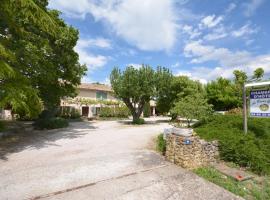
[194,167,270,200]
[194,115,270,175]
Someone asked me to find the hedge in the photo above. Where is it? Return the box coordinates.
[99,106,130,118]
[33,117,69,130]
[194,115,270,175]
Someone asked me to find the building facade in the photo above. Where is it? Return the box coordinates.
[61,83,118,118]
[61,83,157,118]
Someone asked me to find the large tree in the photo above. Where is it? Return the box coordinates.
[0,0,86,118]
[156,76,204,114]
[110,65,170,122]
[206,77,241,111]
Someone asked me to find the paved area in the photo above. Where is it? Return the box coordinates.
[0,118,242,200]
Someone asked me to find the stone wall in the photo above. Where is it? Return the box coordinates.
[166,133,219,169]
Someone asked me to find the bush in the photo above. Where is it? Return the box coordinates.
[157,133,166,155]
[99,106,130,118]
[143,102,151,117]
[194,115,270,175]
[59,107,81,119]
[132,118,145,125]
[33,117,69,130]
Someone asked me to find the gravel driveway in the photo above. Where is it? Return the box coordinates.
[0,118,241,200]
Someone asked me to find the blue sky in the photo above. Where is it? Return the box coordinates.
[49,0,270,84]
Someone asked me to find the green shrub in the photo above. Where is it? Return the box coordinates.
[59,107,81,119]
[143,102,151,117]
[194,115,270,175]
[157,133,166,155]
[33,117,69,130]
[99,106,130,118]
[132,118,145,124]
[0,121,5,132]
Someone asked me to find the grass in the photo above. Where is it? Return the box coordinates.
[194,115,270,175]
[194,167,270,200]
[156,133,166,155]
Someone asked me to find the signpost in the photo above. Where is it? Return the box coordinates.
[243,81,270,134]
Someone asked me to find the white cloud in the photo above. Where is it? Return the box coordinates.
[50,0,179,52]
[77,38,112,49]
[75,38,109,72]
[127,63,143,69]
[204,26,228,41]
[200,15,223,28]
[231,23,258,38]
[243,0,265,17]
[171,62,180,68]
[226,3,237,13]
[49,0,90,19]
[182,41,270,82]
[182,25,201,39]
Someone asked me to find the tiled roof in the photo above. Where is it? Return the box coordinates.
[78,83,113,92]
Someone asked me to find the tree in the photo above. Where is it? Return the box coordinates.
[0,0,86,118]
[110,65,169,122]
[253,68,264,80]
[170,93,213,127]
[156,76,204,114]
[206,77,241,110]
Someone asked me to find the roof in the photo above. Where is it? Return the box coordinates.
[78,83,113,92]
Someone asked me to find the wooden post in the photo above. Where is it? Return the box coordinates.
[243,85,248,134]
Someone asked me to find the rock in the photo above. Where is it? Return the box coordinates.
[165,134,219,169]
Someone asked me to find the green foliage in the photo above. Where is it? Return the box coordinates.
[194,115,270,175]
[156,134,166,155]
[253,68,264,79]
[156,76,204,114]
[206,77,241,111]
[99,106,130,118]
[143,102,151,117]
[171,93,213,127]
[206,68,265,111]
[110,65,169,122]
[0,121,5,132]
[194,167,270,200]
[67,98,121,106]
[132,118,145,125]
[0,0,86,117]
[33,117,69,130]
[59,107,81,119]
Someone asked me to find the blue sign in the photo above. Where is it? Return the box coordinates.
[183,139,192,145]
[250,90,270,117]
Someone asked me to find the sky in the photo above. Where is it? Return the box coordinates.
[48,0,270,84]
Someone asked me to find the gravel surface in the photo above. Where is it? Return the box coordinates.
[0,118,242,200]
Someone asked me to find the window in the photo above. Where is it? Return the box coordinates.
[96,91,107,100]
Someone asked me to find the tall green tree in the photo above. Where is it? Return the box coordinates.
[0,0,86,118]
[156,76,204,114]
[206,77,241,110]
[110,65,169,122]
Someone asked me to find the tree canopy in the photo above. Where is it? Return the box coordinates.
[110,65,170,122]
[0,0,86,118]
[170,93,213,127]
[156,76,204,114]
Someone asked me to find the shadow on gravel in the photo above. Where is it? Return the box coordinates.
[0,122,96,161]
[117,119,170,126]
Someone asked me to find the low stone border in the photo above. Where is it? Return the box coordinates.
[165,133,219,169]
